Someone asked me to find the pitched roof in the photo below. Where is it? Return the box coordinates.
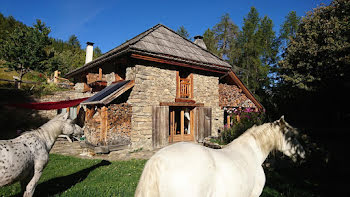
[66,24,231,77]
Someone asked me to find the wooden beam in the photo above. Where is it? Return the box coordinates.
[99,68,102,81]
[160,102,204,107]
[176,71,180,98]
[190,73,194,99]
[175,98,195,103]
[131,53,227,74]
[100,106,108,145]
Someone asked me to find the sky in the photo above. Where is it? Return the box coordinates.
[1,0,332,53]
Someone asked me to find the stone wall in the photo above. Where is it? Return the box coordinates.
[192,74,223,136]
[84,103,132,146]
[126,65,176,150]
[126,65,224,149]
[219,83,256,108]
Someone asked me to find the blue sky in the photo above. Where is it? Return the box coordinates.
[1,0,331,53]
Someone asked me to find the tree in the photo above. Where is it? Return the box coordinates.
[203,28,219,55]
[279,0,350,91]
[234,7,263,93]
[0,19,51,88]
[212,13,239,59]
[231,7,279,94]
[279,11,301,49]
[176,26,190,40]
[94,46,103,58]
[68,34,81,48]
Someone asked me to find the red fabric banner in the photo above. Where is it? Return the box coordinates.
[8,97,89,110]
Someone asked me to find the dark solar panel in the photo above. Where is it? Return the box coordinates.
[83,80,130,103]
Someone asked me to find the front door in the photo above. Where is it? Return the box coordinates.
[169,107,194,142]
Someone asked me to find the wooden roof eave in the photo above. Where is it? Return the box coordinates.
[65,47,130,78]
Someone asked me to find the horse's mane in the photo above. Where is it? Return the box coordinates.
[20,119,64,137]
[242,123,283,155]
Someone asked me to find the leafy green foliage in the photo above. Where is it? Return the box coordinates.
[278,0,350,91]
[220,109,265,144]
[0,13,103,81]
[0,19,52,87]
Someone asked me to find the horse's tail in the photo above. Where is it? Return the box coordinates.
[135,156,161,197]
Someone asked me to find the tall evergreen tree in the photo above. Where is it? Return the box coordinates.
[203,28,219,55]
[68,34,81,48]
[213,13,238,59]
[233,7,278,93]
[176,26,190,40]
[279,11,301,49]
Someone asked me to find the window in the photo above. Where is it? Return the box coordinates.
[176,72,193,99]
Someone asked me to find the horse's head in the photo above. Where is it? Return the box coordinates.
[275,116,305,161]
[55,113,76,135]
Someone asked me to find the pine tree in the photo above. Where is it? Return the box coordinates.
[176,26,190,40]
[279,11,301,49]
[233,7,279,93]
[68,34,81,48]
[212,13,238,59]
[203,28,219,55]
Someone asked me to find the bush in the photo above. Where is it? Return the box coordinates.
[220,108,265,144]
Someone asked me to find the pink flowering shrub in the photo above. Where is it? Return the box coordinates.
[220,109,265,144]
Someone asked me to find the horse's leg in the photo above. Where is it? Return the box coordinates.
[20,170,34,195]
[250,166,266,197]
[23,160,46,197]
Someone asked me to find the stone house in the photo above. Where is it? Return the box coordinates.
[65,24,263,150]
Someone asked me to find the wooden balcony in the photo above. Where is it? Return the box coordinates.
[176,72,194,100]
[180,78,191,98]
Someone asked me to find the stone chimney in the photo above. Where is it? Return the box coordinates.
[85,42,94,64]
[193,35,207,50]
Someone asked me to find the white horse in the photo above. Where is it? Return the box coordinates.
[0,113,76,197]
[135,116,305,197]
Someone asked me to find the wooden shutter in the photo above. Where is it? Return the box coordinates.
[195,107,212,142]
[152,106,169,148]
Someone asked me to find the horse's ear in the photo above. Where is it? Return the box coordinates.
[62,112,69,120]
[279,115,286,126]
[280,115,285,122]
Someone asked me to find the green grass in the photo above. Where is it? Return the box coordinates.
[0,154,317,197]
[0,154,146,197]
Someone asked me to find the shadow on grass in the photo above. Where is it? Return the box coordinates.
[13,160,111,197]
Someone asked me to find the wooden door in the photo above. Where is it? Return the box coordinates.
[195,107,212,142]
[152,106,169,148]
[169,107,194,142]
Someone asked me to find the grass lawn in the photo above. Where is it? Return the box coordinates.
[0,154,146,197]
[0,154,317,197]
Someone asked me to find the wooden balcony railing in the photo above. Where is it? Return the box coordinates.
[176,72,193,99]
[180,78,191,98]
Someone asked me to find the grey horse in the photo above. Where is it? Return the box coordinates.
[0,113,76,197]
